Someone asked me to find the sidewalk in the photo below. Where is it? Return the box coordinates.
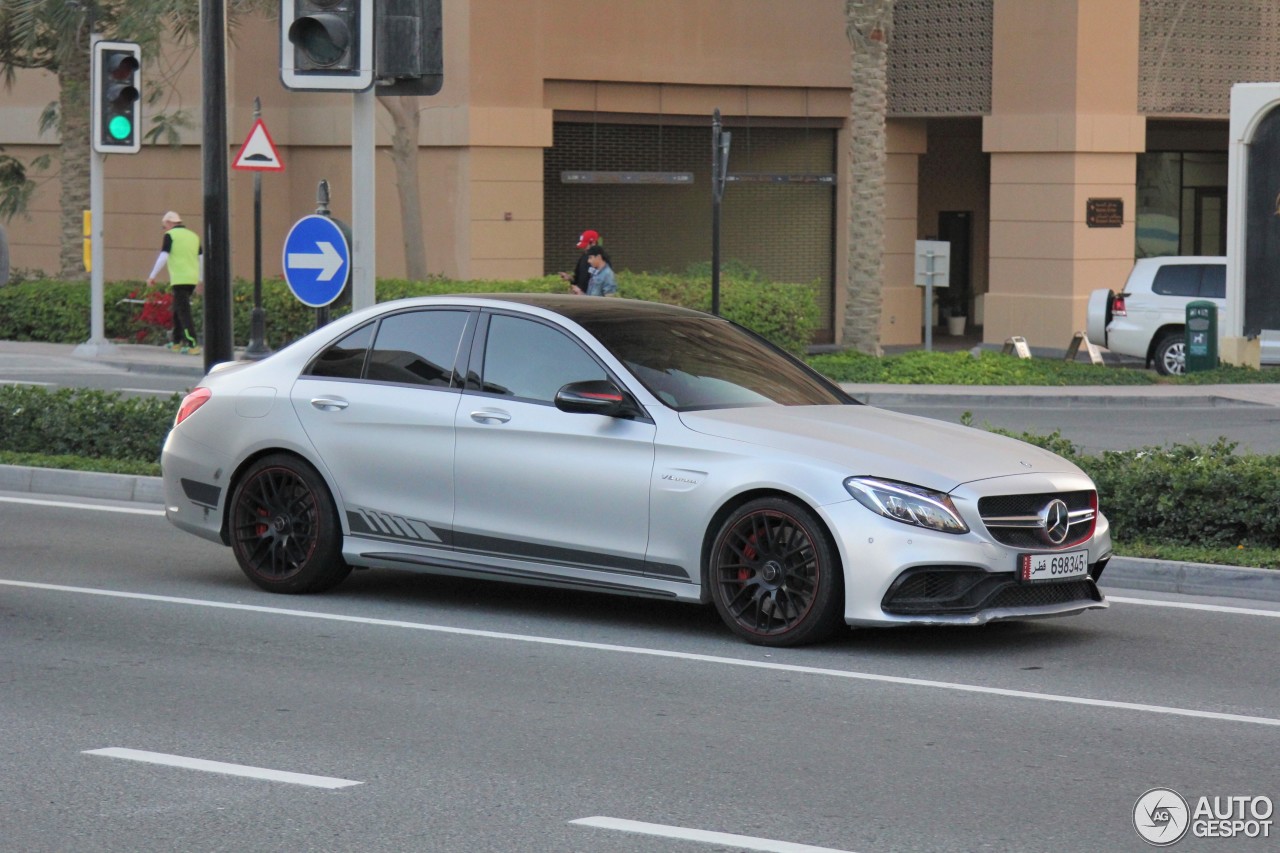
[2,338,1279,604]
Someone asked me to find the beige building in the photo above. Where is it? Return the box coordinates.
[3,0,1278,348]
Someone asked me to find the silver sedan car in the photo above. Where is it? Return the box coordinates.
[162,294,1110,646]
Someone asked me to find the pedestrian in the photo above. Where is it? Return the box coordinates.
[584,245,617,296]
[558,228,601,295]
[147,210,202,354]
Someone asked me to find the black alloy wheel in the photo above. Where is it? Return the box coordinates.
[229,454,350,594]
[708,497,843,646]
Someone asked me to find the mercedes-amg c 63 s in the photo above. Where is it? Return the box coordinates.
[162,295,1110,645]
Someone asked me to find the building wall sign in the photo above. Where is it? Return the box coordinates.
[1086,198,1124,227]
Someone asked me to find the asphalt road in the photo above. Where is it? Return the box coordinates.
[884,400,1280,455]
[3,494,1278,852]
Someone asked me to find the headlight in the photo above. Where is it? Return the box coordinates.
[844,477,968,534]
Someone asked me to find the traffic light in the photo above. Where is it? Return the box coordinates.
[376,0,444,96]
[281,0,374,91]
[92,40,141,154]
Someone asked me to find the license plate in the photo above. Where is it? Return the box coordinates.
[1019,549,1089,582]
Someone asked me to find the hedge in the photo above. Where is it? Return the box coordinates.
[0,385,176,464]
[0,271,821,355]
[1003,430,1280,549]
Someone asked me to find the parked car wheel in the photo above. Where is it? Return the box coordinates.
[229,454,350,594]
[1153,331,1186,376]
[709,497,844,647]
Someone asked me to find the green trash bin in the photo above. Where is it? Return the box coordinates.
[1185,300,1217,373]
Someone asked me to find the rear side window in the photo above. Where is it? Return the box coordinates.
[306,323,373,379]
[366,310,470,387]
[1151,265,1202,297]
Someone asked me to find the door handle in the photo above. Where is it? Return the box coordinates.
[470,409,511,424]
[310,397,350,411]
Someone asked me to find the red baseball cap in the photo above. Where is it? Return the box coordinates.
[575,229,599,249]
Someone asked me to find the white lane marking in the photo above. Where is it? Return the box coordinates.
[0,496,163,516]
[5,580,1280,728]
[0,379,56,387]
[571,816,854,852]
[84,747,362,789]
[119,388,181,396]
[1109,595,1280,618]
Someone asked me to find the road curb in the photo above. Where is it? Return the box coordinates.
[1102,556,1280,604]
[0,465,164,505]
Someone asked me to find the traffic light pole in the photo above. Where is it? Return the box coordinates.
[352,89,376,311]
[74,33,115,359]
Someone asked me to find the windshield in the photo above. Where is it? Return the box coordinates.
[580,316,851,411]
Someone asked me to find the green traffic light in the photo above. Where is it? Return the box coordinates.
[107,114,133,141]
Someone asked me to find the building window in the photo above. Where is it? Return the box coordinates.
[1136,151,1227,258]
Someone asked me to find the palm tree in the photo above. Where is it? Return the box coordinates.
[843,0,895,355]
[0,1,268,279]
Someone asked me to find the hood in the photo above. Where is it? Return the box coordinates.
[679,405,1081,491]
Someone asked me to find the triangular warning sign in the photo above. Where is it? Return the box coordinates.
[233,119,284,172]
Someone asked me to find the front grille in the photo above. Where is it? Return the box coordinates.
[986,579,1101,609]
[978,490,1096,550]
[882,567,1102,616]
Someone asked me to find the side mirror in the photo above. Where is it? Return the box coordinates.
[555,379,632,417]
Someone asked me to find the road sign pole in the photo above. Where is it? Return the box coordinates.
[315,181,331,329]
[244,98,272,359]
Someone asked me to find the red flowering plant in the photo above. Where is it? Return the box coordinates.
[127,287,173,344]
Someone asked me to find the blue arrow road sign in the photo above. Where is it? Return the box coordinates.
[283,214,349,307]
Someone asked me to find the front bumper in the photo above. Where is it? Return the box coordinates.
[820,479,1112,627]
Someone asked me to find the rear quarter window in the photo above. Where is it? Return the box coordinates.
[1151,265,1203,297]
[1201,264,1226,298]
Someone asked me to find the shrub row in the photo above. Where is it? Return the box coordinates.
[1004,430,1280,548]
[0,385,177,464]
[3,383,1279,550]
[0,271,821,355]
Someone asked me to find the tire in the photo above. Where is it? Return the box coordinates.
[229,454,350,594]
[708,497,844,647]
[1153,331,1185,376]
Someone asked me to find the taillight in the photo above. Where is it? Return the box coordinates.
[174,387,212,426]
[1111,294,1127,316]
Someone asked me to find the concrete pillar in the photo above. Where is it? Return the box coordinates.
[982,0,1146,349]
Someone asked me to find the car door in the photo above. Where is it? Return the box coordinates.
[453,311,656,578]
[291,308,472,547]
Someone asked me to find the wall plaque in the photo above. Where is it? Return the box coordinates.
[1086,197,1124,227]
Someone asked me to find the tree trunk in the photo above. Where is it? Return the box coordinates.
[843,0,894,355]
[377,94,428,282]
[58,49,91,281]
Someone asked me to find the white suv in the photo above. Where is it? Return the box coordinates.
[1087,256,1278,375]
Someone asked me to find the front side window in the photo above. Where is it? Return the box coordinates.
[478,314,607,403]
[365,310,470,387]
[580,315,849,411]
